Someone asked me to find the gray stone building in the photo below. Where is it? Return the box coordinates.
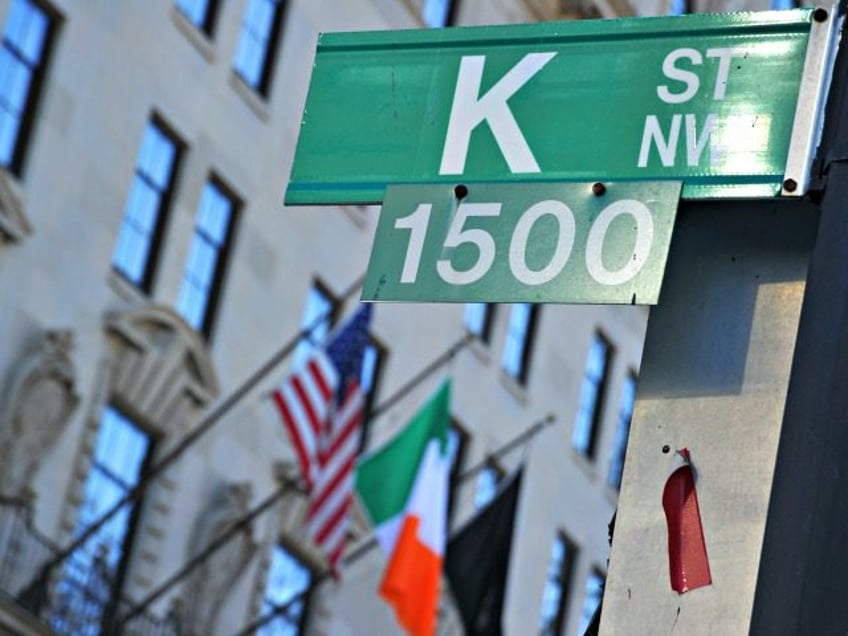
[0,0,790,635]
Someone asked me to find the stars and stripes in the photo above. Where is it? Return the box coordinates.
[272,304,372,575]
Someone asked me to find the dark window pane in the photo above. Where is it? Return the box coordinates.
[176,179,237,336]
[668,0,690,14]
[175,0,218,34]
[607,373,637,489]
[360,338,383,407]
[539,533,576,636]
[76,408,150,541]
[360,344,378,396]
[474,460,503,509]
[112,119,182,292]
[125,179,159,230]
[578,570,605,635]
[0,0,55,174]
[137,124,177,190]
[464,303,494,344]
[501,303,538,384]
[233,0,284,95]
[58,407,152,633]
[259,544,313,635]
[424,0,457,27]
[572,333,612,457]
[292,283,337,370]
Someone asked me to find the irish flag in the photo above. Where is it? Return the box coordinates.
[356,380,451,636]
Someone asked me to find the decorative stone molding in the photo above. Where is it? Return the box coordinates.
[0,330,78,500]
[103,303,219,429]
[0,167,31,242]
[180,481,257,635]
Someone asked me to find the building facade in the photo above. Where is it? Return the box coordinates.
[0,0,790,635]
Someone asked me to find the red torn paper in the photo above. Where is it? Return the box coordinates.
[662,448,711,594]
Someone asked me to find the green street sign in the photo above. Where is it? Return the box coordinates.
[287,9,827,205]
[362,181,681,304]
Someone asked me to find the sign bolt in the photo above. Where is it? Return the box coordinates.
[813,8,828,22]
[783,178,798,193]
[454,184,469,199]
[592,182,607,196]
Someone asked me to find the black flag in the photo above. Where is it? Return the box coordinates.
[445,468,523,636]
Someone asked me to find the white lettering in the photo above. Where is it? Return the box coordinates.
[706,48,742,100]
[657,48,702,104]
[685,113,717,167]
[586,199,654,286]
[436,202,501,285]
[509,200,575,285]
[638,114,681,167]
[394,203,433,283]
[439,52,556,175]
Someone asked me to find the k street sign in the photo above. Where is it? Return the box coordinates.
[286,9,829,205]
[362,181,681,304]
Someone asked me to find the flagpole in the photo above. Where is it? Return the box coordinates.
[116,476,303,629]
[116,333,476,626]
[455,412,555,481]
[17,275,366,611]
[367,333,473,421]
[233,412,556,636]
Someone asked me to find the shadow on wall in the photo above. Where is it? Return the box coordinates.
[637,197,819,399]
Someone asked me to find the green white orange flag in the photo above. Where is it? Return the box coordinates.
[355,380,451,636]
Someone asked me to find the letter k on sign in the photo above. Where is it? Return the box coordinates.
[439,52,556,175]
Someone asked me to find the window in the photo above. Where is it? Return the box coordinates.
[572,333,612,458]
[607,372,637,490]
[423,0,458,27]
[501,303,539,385]
[538,533,576,636]
[175,176,239,338]
[464,303,495,345]
[112,118,183,292]
[60,406,153,632]
[446,422,468,520]
[358,336,386,451]
[292,282,338,371]
[259,543,314,635]
[0,0,57,175]
[474,458,504,509]
[175,0,219,35]
[233,0,286,96]
[578,570,605,635]
[667,0,691,14]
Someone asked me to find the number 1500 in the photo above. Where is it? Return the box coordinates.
[394,198,656,287]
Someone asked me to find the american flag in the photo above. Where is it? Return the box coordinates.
[272,304,372,574]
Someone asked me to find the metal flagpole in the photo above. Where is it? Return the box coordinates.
[368,333,472,420]
[234,412,556,636]
[116,477,303,629]
[17,274,365,611]
[116,333,475,627]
